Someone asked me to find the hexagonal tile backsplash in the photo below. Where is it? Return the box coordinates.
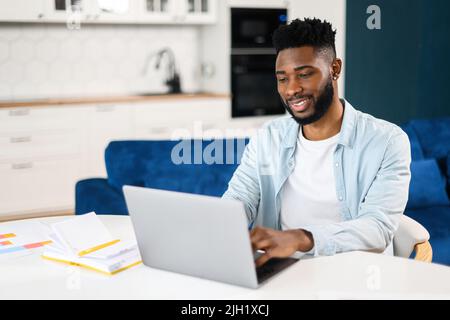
[0,23,200,101]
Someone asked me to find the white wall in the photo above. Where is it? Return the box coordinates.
[288,0,347,96]
[0,1,347,100]
[199,0,231,94]
[0,24,201,101]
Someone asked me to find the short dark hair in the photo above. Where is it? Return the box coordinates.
[272,18,337,60]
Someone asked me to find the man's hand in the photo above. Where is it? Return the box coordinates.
[250,226,314,267]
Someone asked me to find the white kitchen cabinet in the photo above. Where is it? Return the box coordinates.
[133,97,229,139]
[0,96,231,218]
[0,106,84,133]
[0,0,216,24]
[84,0,139,23]
[86,103,134,177]
[0,0,45,22]
[43,0,138,23]
[0,105,89,217]
[182,0,217,24]
[0,130,83,162]
[43,0,87,22]
[137,0,174,23]
[0,157,84,216]
[0,106,88,165]
[129,0,217,24]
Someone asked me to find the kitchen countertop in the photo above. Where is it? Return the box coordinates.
[0,92,230,109]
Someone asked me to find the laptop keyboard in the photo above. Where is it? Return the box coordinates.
[256,257,298,283]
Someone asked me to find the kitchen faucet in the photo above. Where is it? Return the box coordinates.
[142,47,182,94]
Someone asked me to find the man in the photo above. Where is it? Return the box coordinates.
[223,18,411,267]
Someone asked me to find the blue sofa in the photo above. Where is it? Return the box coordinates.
[76,118,450,265]
[76,139,248,215]
[400,118,450,265]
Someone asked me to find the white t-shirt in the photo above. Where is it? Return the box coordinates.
[280,127,394,255]
[281,128,342,231]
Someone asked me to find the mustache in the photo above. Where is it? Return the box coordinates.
[287,94,313,103]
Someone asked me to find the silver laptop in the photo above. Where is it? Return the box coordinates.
[123,185,299,289]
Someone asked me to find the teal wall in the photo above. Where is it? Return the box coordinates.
[345,0,450,124]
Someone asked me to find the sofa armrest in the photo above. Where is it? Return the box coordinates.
[394,215,430,258]
[75,178,128,215]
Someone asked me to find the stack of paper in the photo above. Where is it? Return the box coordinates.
[42,212,142,275]
[0,221,52,257]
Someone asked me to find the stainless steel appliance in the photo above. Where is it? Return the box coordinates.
[231,8,287,117]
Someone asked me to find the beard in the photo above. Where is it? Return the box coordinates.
[281,76,334,125]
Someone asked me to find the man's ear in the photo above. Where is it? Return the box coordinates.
[331,58,342,80]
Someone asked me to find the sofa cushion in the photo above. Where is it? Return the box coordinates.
[407,159,450,209]
[105,139,248,197]
[447,153,450,195]
[400,122,424,160]
[405,206,450,265]
[75,178,128,215]
[410,118,450,160]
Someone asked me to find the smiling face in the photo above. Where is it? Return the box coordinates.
[276,46,337,125]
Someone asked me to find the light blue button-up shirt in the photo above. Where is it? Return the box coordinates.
[223,100,411,256]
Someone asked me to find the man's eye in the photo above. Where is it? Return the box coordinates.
[277,78,287,83]
[298,73,312,78]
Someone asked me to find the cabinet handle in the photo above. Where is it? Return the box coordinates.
[11,162,33,170]
[10,136,32,143]
[8,109,30,117]
[96,105,116,112]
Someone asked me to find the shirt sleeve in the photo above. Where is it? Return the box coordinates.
[302,130,412,256]
[222,134,261,224]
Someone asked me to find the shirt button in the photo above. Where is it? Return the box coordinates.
[335,162,339,167]
[339,196,343,201]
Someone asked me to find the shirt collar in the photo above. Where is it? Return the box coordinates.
[282,99,357,149]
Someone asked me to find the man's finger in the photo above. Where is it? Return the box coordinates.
[250,234,266,251]
[250,226,264,237]
[250,227,266,243]
[252,238,272,251]
[254,250,273,268]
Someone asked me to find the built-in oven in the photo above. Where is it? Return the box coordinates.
[231,7,287,117]
[231,53,285,117]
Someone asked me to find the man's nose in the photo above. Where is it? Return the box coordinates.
[286,79,303,98]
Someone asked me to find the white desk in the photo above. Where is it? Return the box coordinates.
[1,215,450,300]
